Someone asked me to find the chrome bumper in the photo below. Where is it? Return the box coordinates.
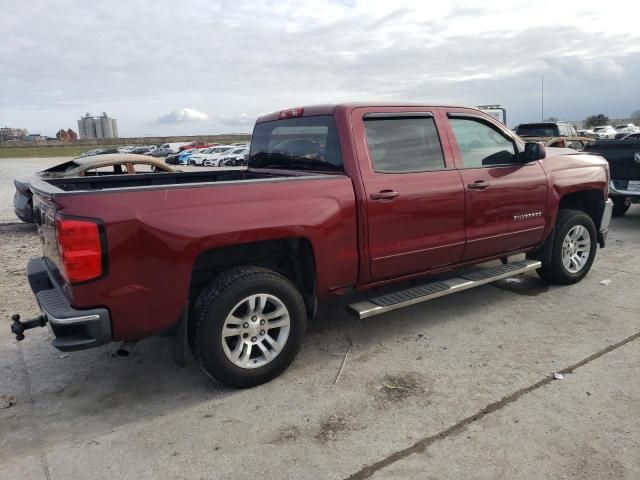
[598,198,613,248]
[609,180,640,199]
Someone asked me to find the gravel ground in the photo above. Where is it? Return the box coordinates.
[0,157,639,479]
[0,158,64,224]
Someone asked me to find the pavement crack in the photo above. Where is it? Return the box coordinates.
[345,329,640,480]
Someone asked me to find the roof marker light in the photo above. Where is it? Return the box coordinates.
[278,108,304,119]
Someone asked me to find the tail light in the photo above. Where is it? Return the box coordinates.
[56,216,105,284]
[555,139,566,148]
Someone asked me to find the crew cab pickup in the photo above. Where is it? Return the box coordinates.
[12,103,613,388]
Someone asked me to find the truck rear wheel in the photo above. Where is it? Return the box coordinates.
[191,267,306,388]
[612,197,631,217]
[537,209,597,285]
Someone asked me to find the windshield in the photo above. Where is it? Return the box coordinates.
[515,123,559,137]
[249,115,343,172]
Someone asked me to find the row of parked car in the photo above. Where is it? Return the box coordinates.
[164,144,250,167]
[79,141,251,167]
[578,124,640,140]
[513,121,640,151]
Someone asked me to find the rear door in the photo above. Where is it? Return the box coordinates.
[352,107,466,281]
[442,109,548,261]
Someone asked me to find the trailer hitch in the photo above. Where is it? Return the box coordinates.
[10,314,47,341]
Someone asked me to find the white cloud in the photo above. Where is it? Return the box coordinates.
[218,113,257,128]
[1,0,639,136]
[157,108,209,124]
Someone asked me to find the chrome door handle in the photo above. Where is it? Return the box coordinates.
[370,190,400,201]
[468,180,490,190]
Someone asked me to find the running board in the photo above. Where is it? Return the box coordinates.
[348,259,542,319]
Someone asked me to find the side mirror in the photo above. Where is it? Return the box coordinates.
[523,142,546,162]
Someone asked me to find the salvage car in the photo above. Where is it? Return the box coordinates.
[13,154,176,223]
[179,141,214,151]
[592,126,617,140]
[202,147,237,167]
[515,122,593,150]
[189,146,234,166]
[11,103,612,388]
[219,147,249,166]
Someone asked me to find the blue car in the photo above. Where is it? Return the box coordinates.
[178,148,204,165]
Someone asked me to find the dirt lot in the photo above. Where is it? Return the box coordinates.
[1,157,639,479]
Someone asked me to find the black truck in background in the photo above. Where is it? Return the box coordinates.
[585,139,640,216]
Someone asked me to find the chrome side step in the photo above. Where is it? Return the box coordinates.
[348,259,542,319]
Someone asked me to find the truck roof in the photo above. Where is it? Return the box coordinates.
[256,102,467,123]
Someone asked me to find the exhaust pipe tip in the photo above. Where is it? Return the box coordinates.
[116,341,137,357]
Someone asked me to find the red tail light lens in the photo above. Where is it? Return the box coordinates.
[555,139,566,148]
[56,217,104,283]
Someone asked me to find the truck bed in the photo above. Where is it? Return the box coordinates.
[40,168,324,193]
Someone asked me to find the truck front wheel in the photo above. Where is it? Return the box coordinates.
[191,267,306,388]
[537,209,597,285]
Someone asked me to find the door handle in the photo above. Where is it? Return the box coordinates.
[467,180,490,190]
[370,190,400,201]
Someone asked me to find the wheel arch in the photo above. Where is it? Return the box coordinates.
[189,238,317,318]
[558,189,606,230]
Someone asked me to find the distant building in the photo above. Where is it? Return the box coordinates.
[25,134,46,141]
[77,112,119,139]
[56,128,78,141]
[0,126,29,141]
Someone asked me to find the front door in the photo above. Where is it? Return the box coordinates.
[352,108,466,281]
[443,110,548,261]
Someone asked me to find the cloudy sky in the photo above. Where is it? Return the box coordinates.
[1,0,639,137]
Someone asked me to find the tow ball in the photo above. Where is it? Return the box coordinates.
[10,314,47,341]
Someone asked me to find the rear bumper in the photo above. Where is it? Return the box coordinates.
[598,198,613,248]
[27,257,112,352]
[13,190,34,223]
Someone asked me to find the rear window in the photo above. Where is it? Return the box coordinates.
[516,123,559,137]
[249,116,343,172]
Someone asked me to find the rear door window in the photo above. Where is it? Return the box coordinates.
[363,116,445,173]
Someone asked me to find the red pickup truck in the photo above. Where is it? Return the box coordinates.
[179,141,215,151]
[12,103,613,388]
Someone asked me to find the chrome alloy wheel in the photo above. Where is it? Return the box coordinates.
[561,225,591,274]
[221,294,291,369]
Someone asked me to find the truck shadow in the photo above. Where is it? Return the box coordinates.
[10,271,552,459]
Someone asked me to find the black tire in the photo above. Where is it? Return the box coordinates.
[190,267,306,388]
[537,209,597,285]
[612,197,631,217]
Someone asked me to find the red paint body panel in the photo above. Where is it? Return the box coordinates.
[30,103,610,344]
[52,177,358,340]
[349,106,466,280]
